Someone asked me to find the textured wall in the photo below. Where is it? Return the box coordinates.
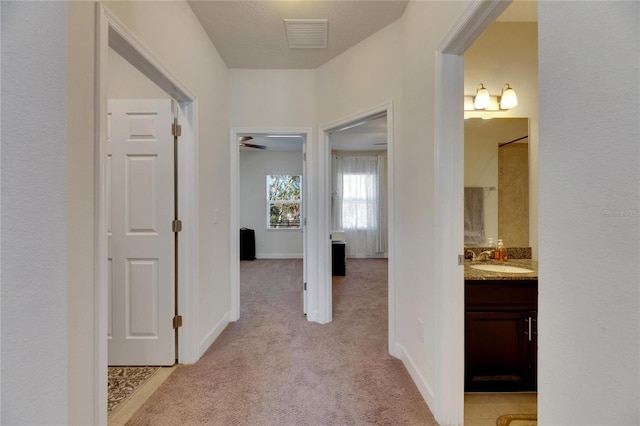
[1,2,68,424]
[539,2,640,424]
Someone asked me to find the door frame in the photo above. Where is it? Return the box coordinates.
[229,127,313,321]
[95,4,200,424]
[433,0,511,423]
[317,102,396,349]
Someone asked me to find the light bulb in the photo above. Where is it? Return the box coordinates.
[500,84,518,109]
[474,84,490,110]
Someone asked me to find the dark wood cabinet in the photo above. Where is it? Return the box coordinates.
[465,280,537,392]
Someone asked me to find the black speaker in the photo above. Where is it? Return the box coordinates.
[332,241,346,276]
[240,228,256,260]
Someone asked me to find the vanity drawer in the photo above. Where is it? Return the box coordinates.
[466,280,537,311]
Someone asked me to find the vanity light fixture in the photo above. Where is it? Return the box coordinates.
[473,83,491,109]
[499,83,518,109]
[465,83,519,111]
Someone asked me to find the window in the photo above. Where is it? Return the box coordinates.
[266,175,301,229]
[342,174,375,229]
[332,154,388,256]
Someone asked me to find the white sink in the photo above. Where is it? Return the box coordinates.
[470,264,534,274]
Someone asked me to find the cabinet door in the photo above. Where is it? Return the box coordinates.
[465,311,535,391]
[527,310,538,390]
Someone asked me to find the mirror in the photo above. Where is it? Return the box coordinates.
[464,118,529,247]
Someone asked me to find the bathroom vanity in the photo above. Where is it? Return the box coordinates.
[464,259,538,392]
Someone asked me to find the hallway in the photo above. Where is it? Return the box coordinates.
[125,259,435,425]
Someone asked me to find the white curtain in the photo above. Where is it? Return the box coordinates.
[332,155,387,257]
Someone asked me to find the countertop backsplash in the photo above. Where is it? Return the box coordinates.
[464,246,532,260]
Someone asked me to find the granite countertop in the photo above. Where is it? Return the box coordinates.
[464,259,538,281]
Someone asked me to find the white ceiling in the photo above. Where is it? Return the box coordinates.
[187,0,408,69]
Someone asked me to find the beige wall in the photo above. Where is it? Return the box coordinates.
[464,22,539,258]
[67,3,98,422]
[228,69,316,129]
[108,48,168,99]
[498,143,529,247]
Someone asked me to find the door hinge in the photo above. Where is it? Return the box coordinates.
[303,282,307,291]
[173,315,183,329]
[458,254,464,265]
[303,153,306,161]
[172,123,182,137]
[172,219,183,232]
[304,217,307,226]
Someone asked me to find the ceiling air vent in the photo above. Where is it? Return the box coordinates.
[284,19,328,49]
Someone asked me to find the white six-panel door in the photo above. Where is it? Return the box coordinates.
[107,99,175,366]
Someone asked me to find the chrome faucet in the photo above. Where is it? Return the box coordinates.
[476,250,494,261]
[465,249,476,261]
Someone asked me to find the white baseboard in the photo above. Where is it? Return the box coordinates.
[396,343,437,416]
[346,253,388,259]
[199,312,230,358]
[389,341,403,359]
[255,253,303,259]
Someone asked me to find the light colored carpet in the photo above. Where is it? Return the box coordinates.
[108,366,160,417]
[127,259,437,425]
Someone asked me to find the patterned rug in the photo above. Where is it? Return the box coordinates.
[496,413,537,426]
[108,366,160,416]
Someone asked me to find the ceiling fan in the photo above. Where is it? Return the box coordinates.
[239,136,267,150]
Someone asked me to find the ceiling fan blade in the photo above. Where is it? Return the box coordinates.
[240,142,267,150]
[239,136,253,143]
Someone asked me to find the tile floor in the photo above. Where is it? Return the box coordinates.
[108,366,176,426]
[464,392,537,426]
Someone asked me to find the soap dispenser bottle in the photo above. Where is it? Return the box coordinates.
[496,239,507,261]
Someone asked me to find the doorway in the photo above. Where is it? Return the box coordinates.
[95,5,199,423]
[329,112,388,260]
[230,128,312,321]
[318,102,396,354]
